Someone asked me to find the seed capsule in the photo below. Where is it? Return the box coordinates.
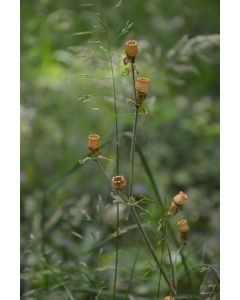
[88,134,100,156]
[177,219,189,245]
[173,191,188,206]
[125,40,138,59]
[136,77,150,93]
[112,175,127,190]
[168,191,189,216]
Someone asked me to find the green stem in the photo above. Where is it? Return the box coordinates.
[156,238,165,299]
[129,62,139,198]
[129,107,139,197]
[129,205,176,296]
[95,159,111,184]
[113,203,120,300]
[105,30,120,300]
[119,191,176,296]
[135,144,191,284]
[94,157,119,300]
[157,212,167,299]
[166,239,176,292]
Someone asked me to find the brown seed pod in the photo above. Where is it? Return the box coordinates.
[136,90,147,106]
[112,175,127,191]
[173,191,188,206]
[136,77,150,94]
[125,40,138,60]
[88,134,100,156]
[177,219,189,245]
[168,191,189,216]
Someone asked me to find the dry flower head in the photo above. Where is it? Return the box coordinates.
[112,175,127,190]
[125,40,138,58]
[88,134,101,155]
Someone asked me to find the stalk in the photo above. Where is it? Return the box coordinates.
[130,205,176,295]
[104,24,120,300]
[129,62,139,197]
[119,192,176,296]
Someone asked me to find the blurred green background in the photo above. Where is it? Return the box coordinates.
[21,0,219,299]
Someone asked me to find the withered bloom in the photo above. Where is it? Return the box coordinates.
[125,40,138,62]
[168,191,189,216]
[88,134,100,156]
[164,297,175,300]
[177,219,189,245]
[173,191,188,206]
[135,77,150,106]
[112,176,127,190]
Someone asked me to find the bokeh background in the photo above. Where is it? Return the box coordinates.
[21,0,219,299]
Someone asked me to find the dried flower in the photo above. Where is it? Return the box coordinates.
[168,191,188,216]
[88,134,100,156]
[173,191,188,206]
[135,77,150,106]
[164,296,175,300]
[136,77,150,93]
[125,40,138,59]
[112,175,127,190]
[177,219,189,245]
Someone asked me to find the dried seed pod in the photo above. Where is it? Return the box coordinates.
[177,219,189,245]
[168,191,188,216]
[88,134,100,156]
[173,191,188,206]
[136,90,147,106]
[112,175,127,191]
[125,40,138,59]
[164,296,175,300]
[136,77,150,93]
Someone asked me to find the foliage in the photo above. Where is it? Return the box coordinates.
[21,0,219,299]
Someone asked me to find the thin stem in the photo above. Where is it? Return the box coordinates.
[105,28,120,300]
[129,62,139,197]
[166,239,176,292]
[94,159,111,184]
[163,212,176,293]
[136,143,191,283]
[126,249,140,297]
[119,192,176,296]
[157,211,168,299]
[156,238,165,299]
[113,203,120,300]
[130,206,176,296]
[94,156,119,300]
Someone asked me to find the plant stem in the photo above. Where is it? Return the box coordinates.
[105,30,120,300]
[113,202,119,300]
[119,191,176,296]
[129,62,139,198]
[166,239,176,292]
[95,159,111,184]
[135,144,192,284]
[129,107,139,197]
[129,205,176,296]
[156,238,165,299]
